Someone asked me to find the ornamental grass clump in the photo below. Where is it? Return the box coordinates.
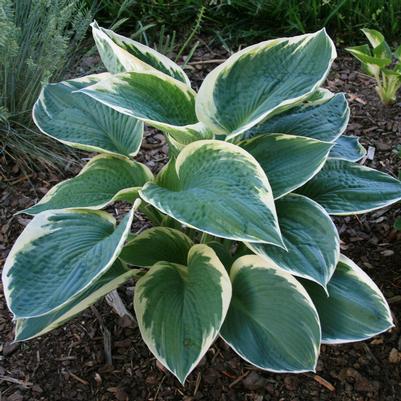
[0,0,92,172]
[3,22,401,383]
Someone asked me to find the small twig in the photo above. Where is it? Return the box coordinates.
[389,295,401,304]
[311,374,335,392]
[193,372,202,396]
[187,59,226,65]
[153,374,166,401]
[54,356,77,361]
[69,372,89,385]
[91,306,112,365]
[141,139,166,150]
[229,370,250,388]
[0,375,33,388]
[4,174,33,184]
[362,343,379,364]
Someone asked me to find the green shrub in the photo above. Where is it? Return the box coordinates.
[0,0,93,172]
[3,24,401,382]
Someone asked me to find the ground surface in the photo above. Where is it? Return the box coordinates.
[0,46,401,401]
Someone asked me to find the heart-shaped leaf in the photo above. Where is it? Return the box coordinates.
[244,92,349,142]
[196,29,336,139]
[248,194,340,287]
[120,227,193,267]
[33,73,143,157]
[14,259,139,341]
[240,134,332,199]
[301,255,393,343]
[3,204,138,318]
[329,135,366,162]
[140,140,284,246]
[134,244,232,383]
[297,159,401,214]
[91,21,191,86]
[220,255,321,372]
[24,155,153,215]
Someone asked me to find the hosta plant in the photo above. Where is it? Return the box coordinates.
[3,23,401,383]
[346,28,401,105]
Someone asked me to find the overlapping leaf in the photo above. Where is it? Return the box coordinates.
[92,21,191,85]
[196,29,336,139]
[329,135,366,161]
[297,159,401,214]
[79,70,211,144]
[120,227,193,267]
[140,140,284,245]
[220,255,321,372]
[244,92,349,142]
[248,194,339,287]
[14,259,139,341]
[33,73,144,157]
[134,244,231,383]
[3,205,137,318]
[24,155,153,215]
[240,134,332,198]
[302,255,393,343]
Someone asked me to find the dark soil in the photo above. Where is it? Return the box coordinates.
[1,46,401,401]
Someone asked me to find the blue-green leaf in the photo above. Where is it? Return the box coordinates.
[244,92,349,142]
[248,194,339,287]
[120,227,193,267]
[220,255,321,372]
[329,135,366,161]
[140,140,284,246]
[79,70,209,144]
[3,204,138,318]
[24,155,153,215]
[302,254,393,343]
[14,259,139,341]
[297,159,401,214]
[196,29,336,139]
[92,21,191,85]
[240,134,332,199]
[33,73,143,157]
[134,244,231,383]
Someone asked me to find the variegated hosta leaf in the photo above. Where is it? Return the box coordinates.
[244,92,349,142]
[3,204,137,318]
[91,21,191,86]
[196,29,336,139]
[24,155,153,215]
[302,255,393,343]
[362,28,392,59]
[134,244,232,383]
[240,134,332,199]
[120,227,193,267]
[140,140,284,246]
[79,70,210,144]
[345,45,381,77]
[297,159,401,215]
[329,135,366,162]
[33,73,143,157]
[248,194,340,287]
[14,259,139,341]
[220,255,321,372]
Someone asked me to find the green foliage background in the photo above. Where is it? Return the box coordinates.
[93,0,401,47]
